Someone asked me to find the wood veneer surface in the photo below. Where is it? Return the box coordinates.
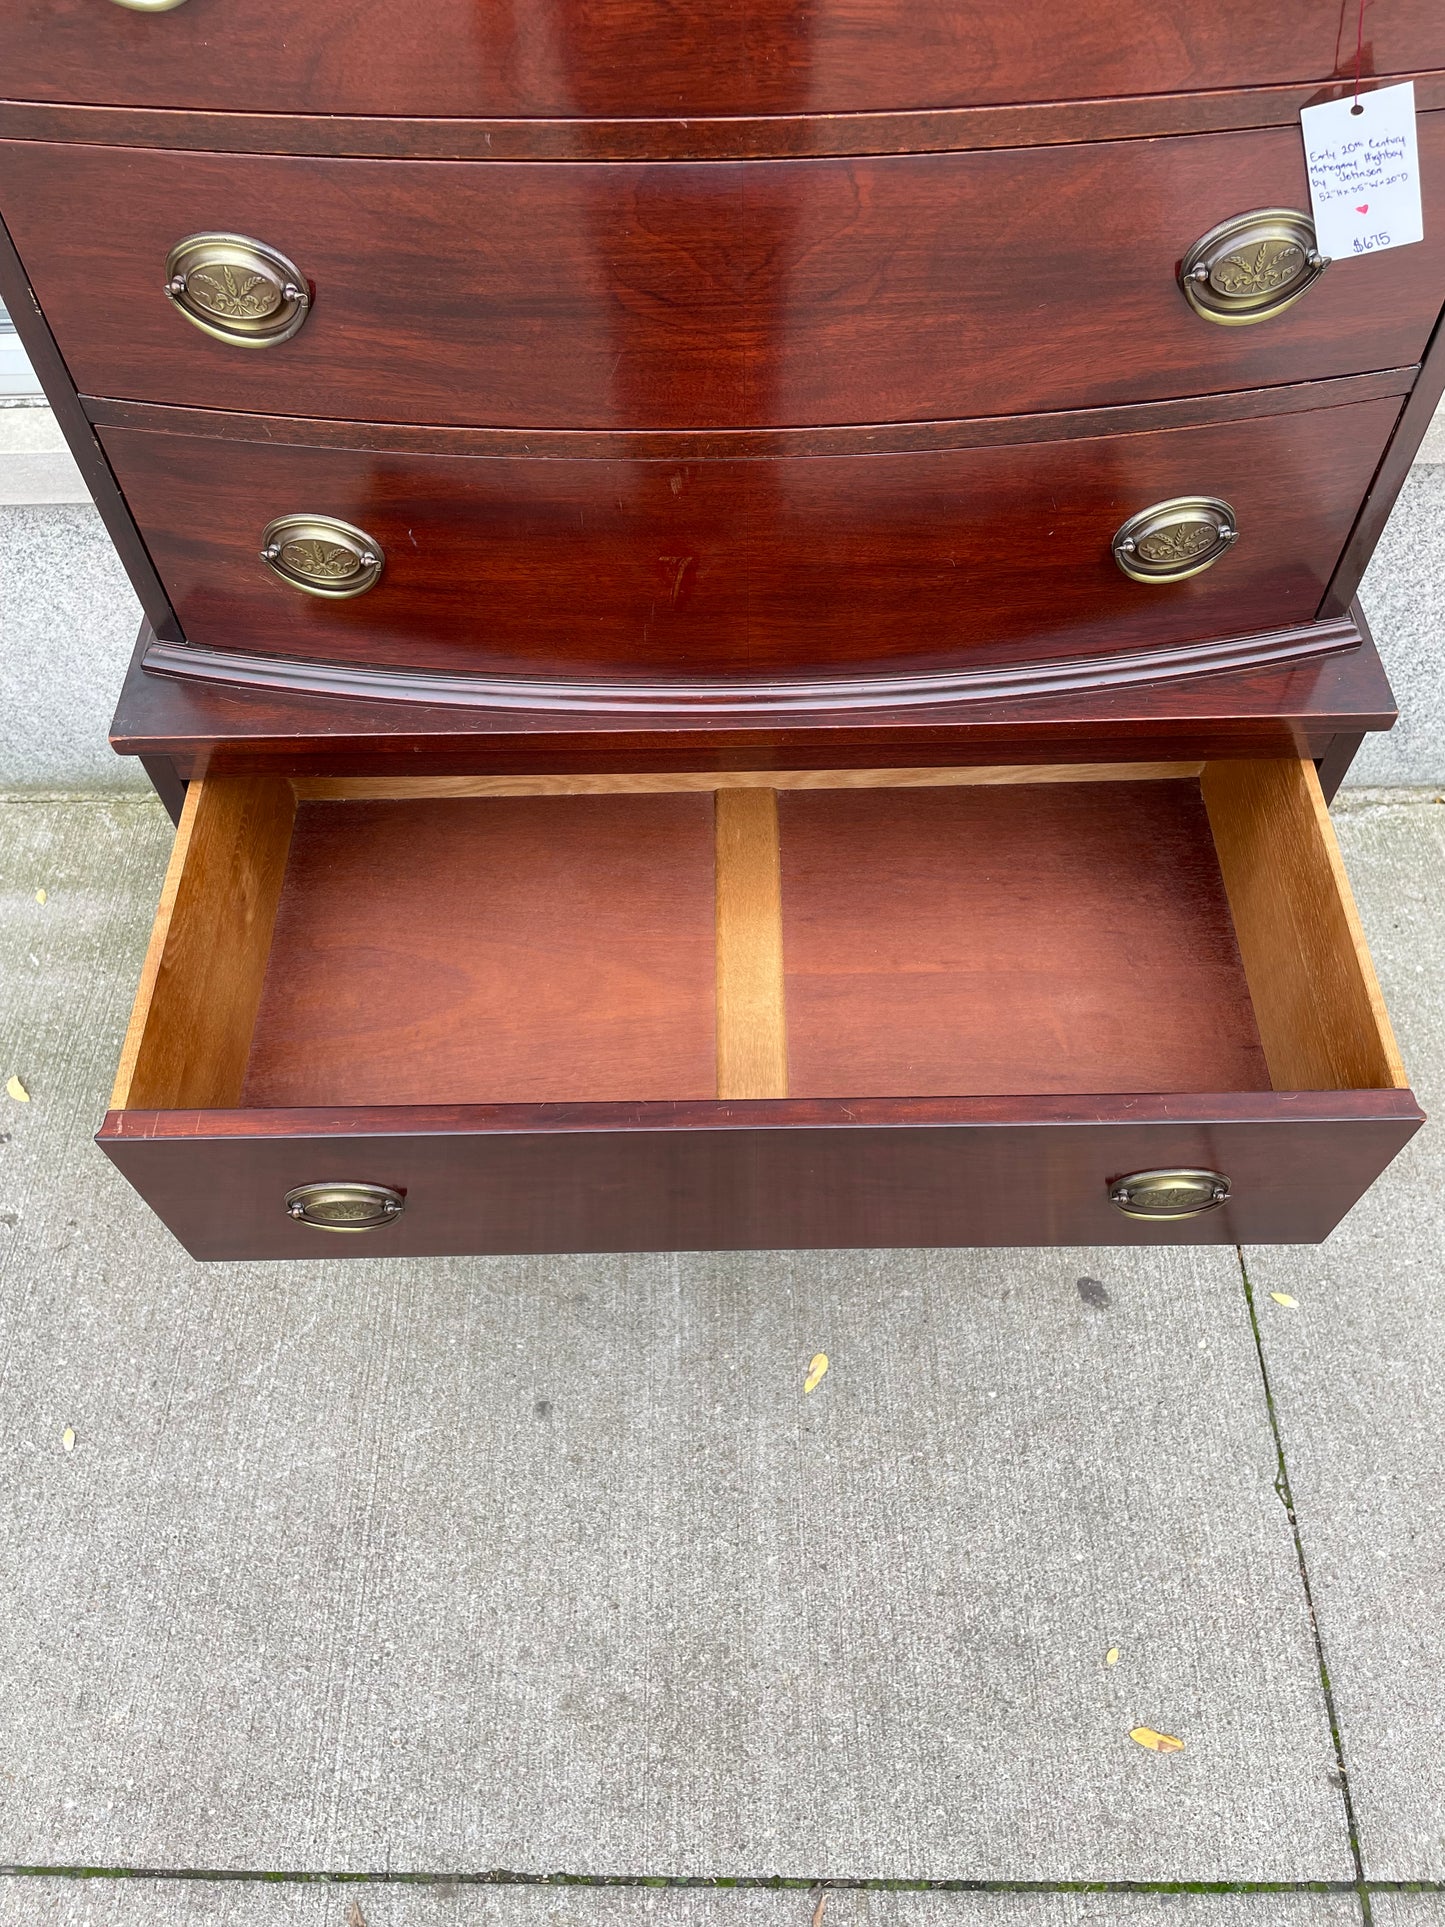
[778,781,1271,1098]
[98,401,1402,687]
[9,131,1445,430]
[241,795,718,1106]
[3,1,1443,119]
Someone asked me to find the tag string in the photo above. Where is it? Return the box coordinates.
[1353,0,1368,113]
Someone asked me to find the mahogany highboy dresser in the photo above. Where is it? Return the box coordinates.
[0,2,1439,1257]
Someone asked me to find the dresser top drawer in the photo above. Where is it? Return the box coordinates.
[6,130,1444,431]
[5,0,1445,120]
[98,758,1421,1258]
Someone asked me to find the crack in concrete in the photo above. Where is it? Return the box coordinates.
[1237,1246,1373,1927]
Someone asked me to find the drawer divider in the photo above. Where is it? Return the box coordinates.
[714,789,789,1100]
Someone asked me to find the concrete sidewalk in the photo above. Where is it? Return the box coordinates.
[1,792,1444,1924]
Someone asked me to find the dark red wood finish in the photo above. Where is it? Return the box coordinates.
[778,781,1270,1098]
[6,0,1445,119]
[96,1092,1424,1260]
[78,372,1418,462]
[109,610,1397,789]
[6,79,1445,163]
[5,129,1445,430]
[96,398,1403,695]
[242,781,1272,1109]
[245,794,720,1105]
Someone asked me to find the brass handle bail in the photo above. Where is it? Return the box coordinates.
[260,515,386,599]
[284,1183,406,1231]
[1180,208,1329,326]
[165,233,311,347]
[1110,1170,1231,1220]
[1112,497,1238,583]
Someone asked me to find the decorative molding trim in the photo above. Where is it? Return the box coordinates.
[81,368,1418,463]
[142,616,1364,719]
[5,78,1445,161]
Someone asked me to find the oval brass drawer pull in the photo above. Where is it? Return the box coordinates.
[1112,496,1238,583]
[108,0,193,9]
[1110,1170,1231,1220]
[165,233,311,347]
[260,514,385,598]
[1180,208,1328,327]
[285,1182,405,1231]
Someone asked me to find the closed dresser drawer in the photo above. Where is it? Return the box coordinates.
[3,1,1444,118]
[94,393,1403,699]
[97,759,1421,1258]
[4,128,1444,429]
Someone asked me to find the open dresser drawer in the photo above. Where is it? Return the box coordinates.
[97,759,1423,1259]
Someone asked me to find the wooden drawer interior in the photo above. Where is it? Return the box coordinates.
[111,760,1407,1118]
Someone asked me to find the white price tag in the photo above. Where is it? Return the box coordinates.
[1300,81,1424,260]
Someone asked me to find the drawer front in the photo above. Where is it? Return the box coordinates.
[5,130,1445,430]
[5,2,1445,118]
[99,1098,1422,1261]
[98,400,1402,695]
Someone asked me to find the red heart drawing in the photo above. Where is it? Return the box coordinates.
[1357,203,1370,212]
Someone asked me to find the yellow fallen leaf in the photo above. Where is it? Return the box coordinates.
[1130,1726,1184,1753]
[5,1075,29,1103]
[34,889,47,905]
[61,1427,75,1453]
[1105,1647,1120,1667]
[1270,1292,1299,1308]
[803,1352,829,1395]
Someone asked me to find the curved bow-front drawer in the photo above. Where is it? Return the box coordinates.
[4,127,1445,430]
[5,1,1444,119]
[97,761,1421,1259]
[96,393,1401,703]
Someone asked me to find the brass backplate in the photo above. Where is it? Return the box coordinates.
[1109,1169,1231,1220]
[1180,208,1327,327]
[1112,496,1238,583]
[165,233,311,347]
[260,515,386,599]
[284,1182,405,1232]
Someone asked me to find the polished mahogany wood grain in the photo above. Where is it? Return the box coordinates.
[96,1091,1424,1260]
[98,399,1403,693]
[109,612,1398,784]
[9,78,1445,162]
[6,1,1444,121]
[243,795,718,1105]
[79,372,1419,462]
[779,782,1269,1098]
[6,128,1445,430]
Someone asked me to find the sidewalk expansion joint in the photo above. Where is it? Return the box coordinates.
[1237,1246,1372,1925]
[2,1872,1444,1894]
